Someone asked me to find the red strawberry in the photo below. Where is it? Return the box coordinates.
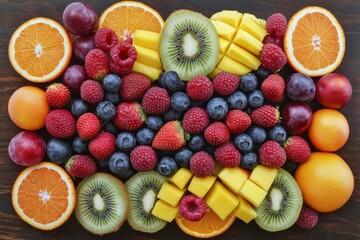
[80,79,104,105]
[45,109,76,139]
[130,146,157,172]
[261,74,286,103]
[65,154,97,178]
[204,122,230,146]
[85,48,110,81]
[284,136,311,163]
[214,142,241,168]
[182,107,210,135]
[113,102,146,131]
[190,151,215,177]
[250,105,280,128]
[212,71,240,96]
[76,112,101,141]
[46,83,71,108]
[186,76,214,102]
[258,140,286,168]
[88,131,116,160]
[225,110,251,134]
[260,43,287,71]
[152,120,186,151]
[142,86,170,115]
[120,72,151,101]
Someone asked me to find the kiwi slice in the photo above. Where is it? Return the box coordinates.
[75,173,129,235]
[255,168,303,232]
[125,171,167,233]
[160,10,219,80]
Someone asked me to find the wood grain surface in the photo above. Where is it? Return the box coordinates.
[0,0,359,239]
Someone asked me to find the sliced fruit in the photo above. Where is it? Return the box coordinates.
[188,175,217,198]
[235,195,258,223]
[233,29,263,56]
[133,30,161,51]
[157,182,186,207]
[249,165,278,192]
[217,55,252,76]
[133,44,162,69]
[211,20,237,41]
[211,10,243,28]
[226,43,261,70]
[12,162,75,230]
[239,14,268,41]
[239,179,267,207]
[132,61,163,81]
[152,199,179,222]
[168,167,193,190]
[8,17,72,82]
[218,167,250,194]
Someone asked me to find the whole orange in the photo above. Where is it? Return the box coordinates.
[308,108,349,152]
[295,152,354,212]
[8,86,50,130]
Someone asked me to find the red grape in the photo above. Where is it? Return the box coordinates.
[73,33,96,62]
[63,65,88,91]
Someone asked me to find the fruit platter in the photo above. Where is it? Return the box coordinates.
[0,0,359,239]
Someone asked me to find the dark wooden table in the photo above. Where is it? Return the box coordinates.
[0,0,359,239]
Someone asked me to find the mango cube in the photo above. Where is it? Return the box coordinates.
[132,61,162,81]
[168,168,193,190]
[217,55,252,76]
[226,43,261,70]
[188,175,216,198]
[133,30,160,51]
[157,182,186,207]
[204,181,239,220]
[132,44,162,69]
[234,196,258,223]
[233,29,263,56]
[151,200,178,222]
[239,14,267,42]
[218,167,250,194]
[211,10,243,28]
[239,179,267,207]
[211,20,237,41]
[249,165,278,191]
[218,37,231,54]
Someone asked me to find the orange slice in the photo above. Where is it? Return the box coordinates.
[8,17,72,83]
[12,162,76,230]
[175,207,236,238]
[98,1,164,41]
[284,6,345,77]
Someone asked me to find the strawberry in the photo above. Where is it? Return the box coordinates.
[88,131,116,160]
[182,107,210,135]
[250,105,280,128]
[76,112,101,141]
[80,79,104,105]
[85,48,110,81]
[130,146,157,172]
[214,141,241,167]
[225,110,251,134]
[46,83,71,108]
[261,74,286,103]
[204,122,230,146]
[258,140,286,168]
[212,71,240,96]
[142,86,170,115]
[65,154,97,178]
[284,136,311,163]
[120,72,151,101]
[45,109,76,139]
[152,120,186,151]
[186,76,214,102]
[113,102,146,131]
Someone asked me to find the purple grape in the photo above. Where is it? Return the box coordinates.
[62,2,98,36]
[286,73,316,102]
[73,33,96,62]
[62,65,88,91]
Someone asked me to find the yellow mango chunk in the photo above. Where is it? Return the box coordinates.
[133,44,162,69]
[239,179,267,207]
[217,56,252,76]
[226,43,261,70]
[188,175,216,198]
[211,20,237,41]
[132,61,162,81]
[157,182,186,207]
[234,195,258,223]
[249,165,278,192]
[151,200,178,222]
[218,37,231,54]
[168,168,193,190]
[133,30,161,51]
[239,14,268,42]
[233,29,263,56]
[218,167,250,194]
[211,10,243,28]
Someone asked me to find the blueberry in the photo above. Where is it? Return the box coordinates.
[136,128,154,145]
[105,91,121,105]
[227,91,248,110]
[268,125,287,143]
[187,135,206,152]
[248,90,264,108]
[72,136,88,154]
[234,133,254,152]
[174,148,193,167]
[158,72,167,88]
[163,109,182,121]
[255,66,272,80]
[116,132,136,151]
[161,71,185,92]
[240,73,258,92]
[171,92,190,112]
[241,151,258,169]
[95,101,116,121]
[206,97,228,120]
[102,122,119,135]
[146,116,164,131]
[156,156,178,176]
[103,74,121,92]
[46,138,72,164]
[70,99,90,118]
[247,125,267,144]
[108,152,134,178]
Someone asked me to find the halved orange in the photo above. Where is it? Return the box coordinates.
[98,1,164,41]
[8,17,72,83]
[12,162,76,230]
[175,207,236,238]
[284,6,345,77]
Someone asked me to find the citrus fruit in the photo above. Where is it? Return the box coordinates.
[295,152,354,212]
[8,86,50,131]
[308,108,349,152]
[175,207,236,238]
[8,17,72,82]
[12,162,76,230]
[284,6,345,77]
[98,1,164,41]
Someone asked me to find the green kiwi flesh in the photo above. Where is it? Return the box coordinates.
[255,168,303,232]
[160,10,219,80]
[75,173,129,236]
[125,171,167,233]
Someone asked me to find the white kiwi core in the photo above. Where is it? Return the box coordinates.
[182,33,199,57]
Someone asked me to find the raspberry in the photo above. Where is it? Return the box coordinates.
[212,71,240,96]
[214,142,241,167]
[95,28,118,52]
[80,80,104,105]
[258,140,286,168]
[261,74,286,103]
[186,76,214,102]
[190,151,215,177]
[65,155,97,178]
[130,146,157,172]
[263,35,283,49]
[85,48,110,81]
[225,110,251,134]
[266,13,287,39]
[46,83,71,109]
[76,112,101,141]
[110,42,137,75]
[179,195,206,221]
[204,122,230,146]
[120,72,151,101]
[45,109,76,139]
[260,43,287,71]
[296,205,319,229]
[182,107,210,135]
[89,131,116,160]
[142,86,170,115]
